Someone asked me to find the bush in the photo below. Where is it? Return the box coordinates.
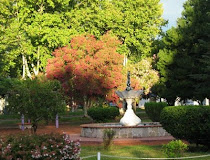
[103,129,116,150]
[160,105,210,148]
[87,105,119,122]
[163,140,188,158]
[144,102,168,122]
[0,133,80,160]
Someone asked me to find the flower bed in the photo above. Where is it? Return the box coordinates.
[0,133,80,160]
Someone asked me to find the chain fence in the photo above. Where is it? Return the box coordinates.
[81,152,210,160]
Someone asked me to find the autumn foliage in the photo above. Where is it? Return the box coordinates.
[46,34,126,108]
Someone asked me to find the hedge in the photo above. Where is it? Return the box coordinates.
[144,102,168,122]
[160,105,210,148]
[88,106,119,122]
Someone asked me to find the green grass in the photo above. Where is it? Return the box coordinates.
[80,145,210,160]
[68,109,84,116]
[60,109,84,117]
[60,116,92,125]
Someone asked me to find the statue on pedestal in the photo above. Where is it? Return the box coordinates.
[115,71,144,126]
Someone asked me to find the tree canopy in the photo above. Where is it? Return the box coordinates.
[46,33,130,116]
[0,0,164,78]
[0,0,72,78]
[155,0,210,104]
[67,0,164,61]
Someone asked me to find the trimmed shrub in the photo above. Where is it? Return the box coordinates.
[88,105,119,122]
[145,102,168,122]
[0,133,80,160]
[160,105,210,148]
[163,140,188,158]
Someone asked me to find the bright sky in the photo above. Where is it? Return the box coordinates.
[160,0,187,31]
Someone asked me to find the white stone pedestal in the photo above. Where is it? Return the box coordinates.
[120,98,141,126]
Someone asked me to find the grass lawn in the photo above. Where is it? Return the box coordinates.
[81,145,210,160]
[60,116,92,125]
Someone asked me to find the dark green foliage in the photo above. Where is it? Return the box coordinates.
[87,105,119,122]
[155,0,210,103]
[160,106,210,148]
[0,78,20,97]
[191,51,210,100]
[144,102,168,122]
[0,133,81,159]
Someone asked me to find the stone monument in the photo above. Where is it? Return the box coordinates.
[115,71,143,126]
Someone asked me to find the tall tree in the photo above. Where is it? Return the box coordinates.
[67,0,164,61]
[0,0,72,78]
[0,0,164,78]
[156,0,210,104]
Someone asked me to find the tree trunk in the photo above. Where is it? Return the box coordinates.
[83,98,88,117]
[31,46,40,76]
[22,54,26,79]
[83,96,92,117]
[24,56,32,79]
[31,123,38,134]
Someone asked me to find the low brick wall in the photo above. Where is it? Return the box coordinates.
[81,122,170,138]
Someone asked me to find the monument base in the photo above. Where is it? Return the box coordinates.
[81,122,171,138]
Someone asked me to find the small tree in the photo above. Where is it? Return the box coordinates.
[6,77,66,133]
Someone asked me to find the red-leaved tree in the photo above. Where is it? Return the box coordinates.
[46,33,128,116]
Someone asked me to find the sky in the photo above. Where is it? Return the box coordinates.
[160,0,187,31]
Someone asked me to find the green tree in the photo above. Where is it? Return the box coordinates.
[155,0,210,104]
[0,0,71,78]
[155,28,191,104]
[67,0,164,61]
[5,78,66,133]
[191,48,210,100]
[0,0,164,78]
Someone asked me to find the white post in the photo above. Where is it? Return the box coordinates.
[21,114,24,131]
[56,114,59,128]
[97,152,101,160]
